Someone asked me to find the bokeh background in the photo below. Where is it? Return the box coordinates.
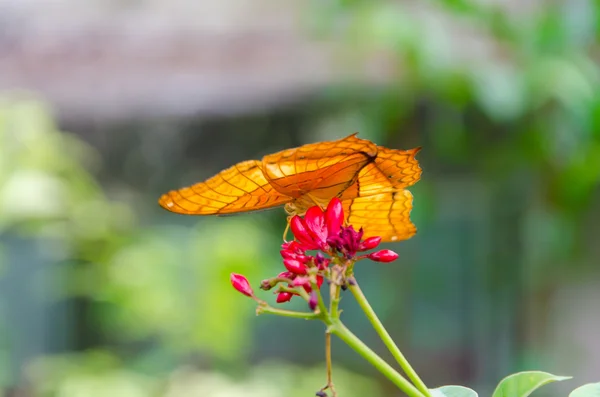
[1,0,599,396]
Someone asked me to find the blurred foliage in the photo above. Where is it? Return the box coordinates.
[0,98,382,395]
[307,0,600,277]
[27,355,383,397]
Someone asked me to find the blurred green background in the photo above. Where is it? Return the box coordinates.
[0,0,599,396]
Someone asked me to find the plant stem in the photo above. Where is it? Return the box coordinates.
[329,267,342,317]
[256,305,319,320]
[279,285,310,302]
[313,280,329,316]
[321,331,337,396]
[329,320,425,397]
[349,282,431,397]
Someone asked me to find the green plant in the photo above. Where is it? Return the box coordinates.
[231,197,598,397]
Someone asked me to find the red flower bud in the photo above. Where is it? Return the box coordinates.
[260,279,273,290]
[359,236,382,251]
[308,291,318,311]
[283,258,307,275]
[230,273,254,297]
[367,249,399,263]
[325,197,344,236]
[276,291,293,303]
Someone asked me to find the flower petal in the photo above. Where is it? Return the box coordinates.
[316,275,324,288]
[280,250,295,260]
[325,197,344,237]
[290,215,318,249]
[304,206,328,248]
[281,240,305,254]
[277,271,295,279]
[283,258,307,275]
[292,276,310,287]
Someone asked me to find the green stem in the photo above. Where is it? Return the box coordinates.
[330,320,425,397]
[278,285,312,303]
[349,282,432,397]
[256,305,320,320]
[329,281,341,317]
[313,280,329,316]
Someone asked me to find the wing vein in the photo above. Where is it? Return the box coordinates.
[234,163,268,194]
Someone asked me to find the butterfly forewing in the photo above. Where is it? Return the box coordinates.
[159,160,292,215]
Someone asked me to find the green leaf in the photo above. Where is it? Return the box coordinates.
[492,371,571,397]
[431,385,478,397]
[570,383,600,397]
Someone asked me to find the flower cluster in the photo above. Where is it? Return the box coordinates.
[230,197,399,308]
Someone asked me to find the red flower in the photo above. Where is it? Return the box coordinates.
[327,225,363,258]
[237,198,402,306]
[273,242,328,303]
[290,198,345,251]
[367,249,399,263]
[290,215,320,250]
[280,241,311,275]
[230,273,254,297]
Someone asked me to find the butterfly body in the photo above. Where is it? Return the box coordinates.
[159,133,421,242]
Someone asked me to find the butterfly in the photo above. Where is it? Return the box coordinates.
[159,133,421,242]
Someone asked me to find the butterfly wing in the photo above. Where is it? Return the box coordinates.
[341,146,422,242]
[261,133,378,200]
[158,134,423,236]
[159,160,293,215]
[372,146,422,189]
[342,189,416,242]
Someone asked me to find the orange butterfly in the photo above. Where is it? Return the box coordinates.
[159,133,421,242]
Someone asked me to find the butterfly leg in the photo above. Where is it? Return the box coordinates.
[283,204,298,242]
[282,218,291,242]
